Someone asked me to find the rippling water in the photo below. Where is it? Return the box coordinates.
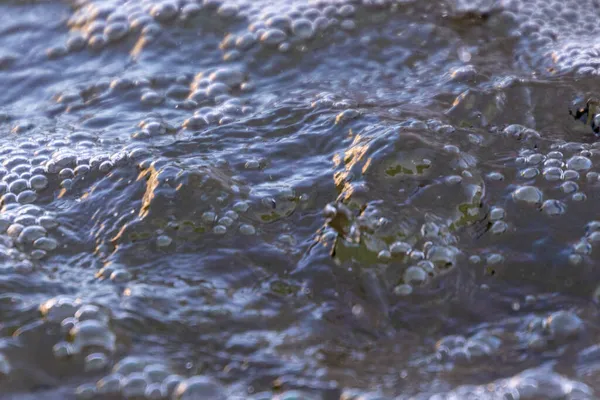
[3,0,600,399]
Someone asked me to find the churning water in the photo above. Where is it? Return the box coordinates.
[3,0,600,399]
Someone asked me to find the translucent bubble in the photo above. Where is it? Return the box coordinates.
[173,376,226,400]
[144,364,170,383]
[85,353,109,372]
[335,109,359,124]
[469,255,481,264]
[490,220,508,234]
[566,155,592,171]
[541,199,566,216]
[156,235,172,247]
[404,266,427,285]
[390,241,411,256]
[75,383,97,400]
[445,175,462,185]
[542,166,562,181]
[18,225,46,244]
[236,33,256,50]
[40,296,80,322]
[546,311,583,338]
[377,249,391,262]
[569,253,584,266]
[113,357,148,375]
[239,224,256,235]
[34,237,58,251]
[489,207,505,221]
[110,269,132,283]
[145,383,164,399]
[292,18,314,39]
[70,320,116,354]
[512,185,543,205]
[121,372,149,398]
[572,192,587,201]
[97,373,123,394]
[560,181,578,194]
[53,341,72,359]
[202,212,216,224]
[563,169,580,180]
[573,240,592,255]
[486,253,504,264]
[0,353,10,376]
[427,245,458,267]
[162,375,184,397]
[526,153,544,165]
[213,225,227,234]
[76,305,109,323]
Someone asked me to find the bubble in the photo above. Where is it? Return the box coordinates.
[572,192,587,201]
[389,241,411,256]
[520,166,539,179]
[75,383,97,400]
[0,353,10,376]
[70,320,116,354]
[573,240,592,255]
[489,207,505,221]
[490,220,508,234]
[144,364,170,383]
[292,18,314,39]
[541,199,566,216]
[121,372,149,398]
[560,181,578,194]
[487,171,504,181]
[566,155,592,171]
[512,185,543,205]
[542,166,562,181]
[377,249,391,262]
[404,266,427,285]
[213,225,227,234]
[239,224,256,235]
[156,235,172,247]
[40,296,80,322]
[18,225,46,244]
[145,383,164,399]
[85,353,109,372]
[76,305,109,323]
[546,311,583,338]
[97,373,123,394]
[53,341,72,359]
[110,269,132,283]
[173,376,226,400]
[486,253,504,265]
[335,109,359,124]
[38,215,59,229]
[8,179,28,194]
[162,375,184,397]
[563,169,579,180]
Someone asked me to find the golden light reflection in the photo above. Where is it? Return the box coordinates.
[332,132,372,201]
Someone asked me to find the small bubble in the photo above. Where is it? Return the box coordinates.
[394,284,413,296]
[75,383,96,400]
[512,186,543,205]
[156,235,172,247]
[213,225,227,235]
[572,192,587,202]
[239,224,256,235]
[490,220,508,234]
[541,199,566,216]
[85,353,109,372]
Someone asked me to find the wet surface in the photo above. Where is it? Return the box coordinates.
[3,0,600,399]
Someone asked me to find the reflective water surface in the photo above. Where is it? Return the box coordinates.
[2,0,600,399]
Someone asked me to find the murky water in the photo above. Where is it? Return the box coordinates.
[3,0,600,399]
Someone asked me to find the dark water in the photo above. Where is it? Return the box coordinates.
[2,0,600,399]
